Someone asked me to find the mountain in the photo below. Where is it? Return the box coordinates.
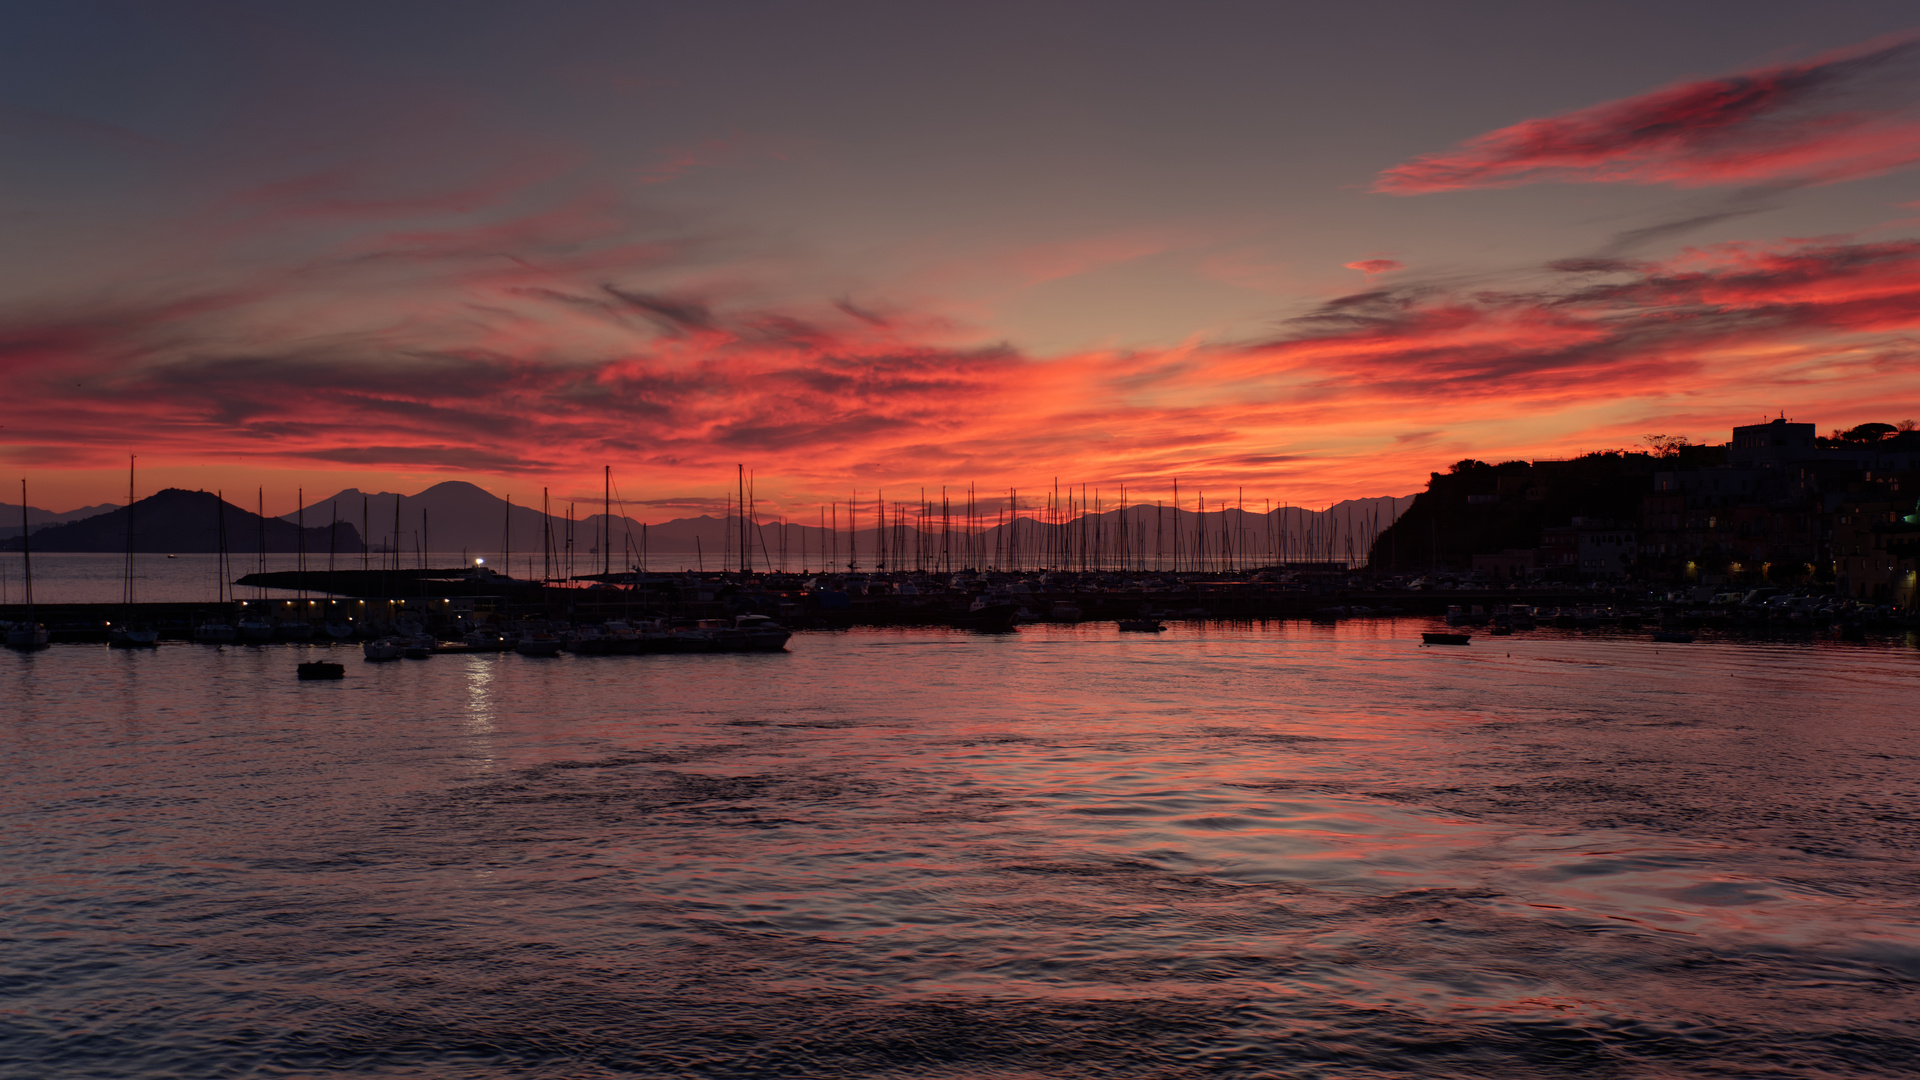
[289,480,589,560]
[0,501,118,540]
[284,482,1413,571]
[2,488,366,553]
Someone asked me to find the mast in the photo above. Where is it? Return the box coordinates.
[328,500,337,599]
[603,465,611,580]
[216,489,228,605]
[123,455,136,611]
[738,465,747,576]
[19,480,32,620]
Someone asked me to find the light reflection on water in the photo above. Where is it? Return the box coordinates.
[3,621,1918,1077]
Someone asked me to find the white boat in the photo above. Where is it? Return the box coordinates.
[462,627,511,652]
[236,615,276,642]
[193,621,238,644]
[5,622,49,649]
[514,629,564,656]
[735,614,792,651]
[108,624,160,648]
[362,637,404,662]
[322,620,356,640]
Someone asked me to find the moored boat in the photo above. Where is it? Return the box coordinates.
[514,629,564,656]
[735,614,792,651]
[1421,632,1471,645]
[297,660,345,680]
[108,624,161,648]
[363,637,404,662]
[193,620,238,644]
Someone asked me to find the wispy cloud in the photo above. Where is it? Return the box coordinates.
[1344,259,1404,277]
[1376,35,1920,193]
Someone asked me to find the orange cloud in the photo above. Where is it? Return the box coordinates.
[1377,35,1920,193]
[4,227,1919,513]
[1344,259,1404,277]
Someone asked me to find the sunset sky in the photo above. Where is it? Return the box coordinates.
[4,1,1919,518]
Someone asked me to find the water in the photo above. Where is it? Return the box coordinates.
[0,552,511,605]
[4,622,1918,1077]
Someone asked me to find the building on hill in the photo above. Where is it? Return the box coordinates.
[1540,519,1635,579]
[1834,487,1920,605]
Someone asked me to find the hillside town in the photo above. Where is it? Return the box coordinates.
[1369,418,1920,610]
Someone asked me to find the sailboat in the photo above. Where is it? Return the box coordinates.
[194,490,238,643]
[5,480,50,649]
[108,456,159,648]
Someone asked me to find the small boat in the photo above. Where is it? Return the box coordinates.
[1117,618,1166,632]
[1421,632,1471,645]
[461,626,512,652]
[363,637,404,662]
[952,602,1020,632]
[108,624,161,648]
[297,660,345,680]
[236,615,276,643]
[514,629,564,656]
[735,614,793,651]
[193,621,238,644]
[1651,630,1694,644]
[5,621,49,650]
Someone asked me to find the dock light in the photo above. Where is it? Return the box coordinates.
[475,558,485,565]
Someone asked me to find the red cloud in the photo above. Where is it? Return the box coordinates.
[4,225,1919,510]
[1377,36,1920,193]
[1344,259,1404,276]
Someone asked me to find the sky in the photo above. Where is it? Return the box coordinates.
[3,0,1919,519]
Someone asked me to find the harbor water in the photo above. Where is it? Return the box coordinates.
[4,622,1918,1077]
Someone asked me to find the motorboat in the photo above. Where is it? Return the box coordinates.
[461,626,512,652]
[193,621,238,644]
[236,614,276,642]
[1421,632,1471,645]
[5,622,49,650]
[514,629,564,656]
[735,614,792,651]
[297,660,345,680]
[564,624,614,655]
[362,637,404,662]
[108,624,161,648]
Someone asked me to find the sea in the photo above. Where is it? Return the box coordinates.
[4,571,1920,1076]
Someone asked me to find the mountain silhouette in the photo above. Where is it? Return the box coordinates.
[3,488,366,553]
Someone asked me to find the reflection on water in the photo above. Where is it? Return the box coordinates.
[3,622,1918,1077]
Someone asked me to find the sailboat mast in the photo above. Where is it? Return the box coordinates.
[603,465,611,579]
[21,480,33,616]
[124,455,136,610]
